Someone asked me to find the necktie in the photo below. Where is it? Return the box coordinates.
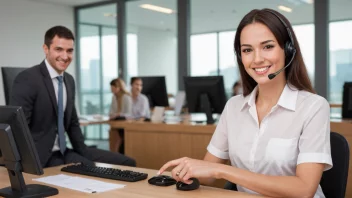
[57,76,66,154]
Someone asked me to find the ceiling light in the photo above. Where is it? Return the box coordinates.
[140,4,174,14]
[300,0,314,4]
[278,5,292,13]
[104,13,117,18]
[283,0,313,5]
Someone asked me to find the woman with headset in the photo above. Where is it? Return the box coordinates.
[158,8,332,197]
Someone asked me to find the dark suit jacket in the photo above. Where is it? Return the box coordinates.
[10,61,87,167]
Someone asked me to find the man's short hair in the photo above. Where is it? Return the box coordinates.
[130,77,142,85]
[44,26,74,48]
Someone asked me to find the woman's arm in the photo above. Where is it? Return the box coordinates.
[159,157,324,198]
[109,95,118,119]
[201,152,227,186]
[158,152,227,186]
[217,163,324,198]
[121,95,132,117]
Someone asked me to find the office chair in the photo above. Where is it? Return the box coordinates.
[320,132,349,198]
[1,67,26,105]
[224,132,350,198]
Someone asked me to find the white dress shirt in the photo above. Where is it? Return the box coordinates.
[132,94,150,119]
[45,59,67,152]
[207,84,332,198]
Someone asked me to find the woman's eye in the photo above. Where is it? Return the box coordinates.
[242,49,252,53]
[264,45,274,49]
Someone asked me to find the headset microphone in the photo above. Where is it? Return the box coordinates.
[268,49,296,80]
[265,9,297,80]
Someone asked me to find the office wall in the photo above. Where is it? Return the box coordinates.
[0,0,74,105]
[137,27,177,95]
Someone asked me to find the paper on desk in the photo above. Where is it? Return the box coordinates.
[33,174,125,193]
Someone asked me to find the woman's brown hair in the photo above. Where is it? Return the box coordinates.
[110,78,130,113]
[234,8,315,96]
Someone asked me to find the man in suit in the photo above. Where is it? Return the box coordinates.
[10,26,136,168]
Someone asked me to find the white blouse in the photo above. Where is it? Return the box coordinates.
[207,84,332,198]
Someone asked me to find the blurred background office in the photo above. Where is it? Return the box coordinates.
[1,0,351,150]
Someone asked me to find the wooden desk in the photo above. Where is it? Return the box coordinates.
[79,116,109,127]
[109,121,215,170]
[0,163,264,198]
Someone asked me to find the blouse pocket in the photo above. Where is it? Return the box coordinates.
[265,138,298,162]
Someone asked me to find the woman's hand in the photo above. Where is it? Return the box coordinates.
[158,157,222,184]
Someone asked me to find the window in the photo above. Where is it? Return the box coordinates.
[126,0,178,95]
[329,20,352,103]
[190,33,218,76]
[77,3,118,140]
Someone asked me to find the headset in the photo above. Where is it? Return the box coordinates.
[236,10,297,80]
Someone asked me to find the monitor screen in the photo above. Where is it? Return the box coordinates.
[0,106,58,197]
[0,106,42,174]
[342,82,352,118]
[184,76,227,115]
[139,76,169,107]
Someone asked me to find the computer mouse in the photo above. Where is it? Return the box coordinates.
[176,178,200,191]
[148,175,177,186]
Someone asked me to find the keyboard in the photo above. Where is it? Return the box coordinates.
[61,164,148,182]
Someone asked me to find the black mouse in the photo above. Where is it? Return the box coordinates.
[148,175,177,186]
[176,178,200,191]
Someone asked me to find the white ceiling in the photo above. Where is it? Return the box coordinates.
[27,0,107,6]
[26,0,352,34]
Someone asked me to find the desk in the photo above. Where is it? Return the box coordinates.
[0,163,264,198]
[106,119,352,196]
[79,116,109,127]
[109,121,215,170]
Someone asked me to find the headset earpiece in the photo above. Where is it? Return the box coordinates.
[284,41,295,64]
[234,10,296,67]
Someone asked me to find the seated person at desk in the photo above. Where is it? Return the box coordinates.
[109,78,132,153]
[232,80,243,96]
[109,78,132,120]
[11,25,136,168]
[130,77,151,120]
[158,9,332,198]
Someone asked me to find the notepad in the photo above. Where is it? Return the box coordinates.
[33,174,125,193]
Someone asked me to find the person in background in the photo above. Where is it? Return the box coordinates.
[232,80,243,96]
[158,8,332,198]
[130,77,150,120]
[109,78,132,153]
[11,25,136,167]
[109,78,132,119]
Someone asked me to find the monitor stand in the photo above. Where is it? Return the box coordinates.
[0,162,58,198]
[200,94,215,124]
[0,126,58,198]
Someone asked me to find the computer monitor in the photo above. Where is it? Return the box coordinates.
[342,82,352,118]
[184,76,227,124]
[138,76,169,107]
[0,106,58,197]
